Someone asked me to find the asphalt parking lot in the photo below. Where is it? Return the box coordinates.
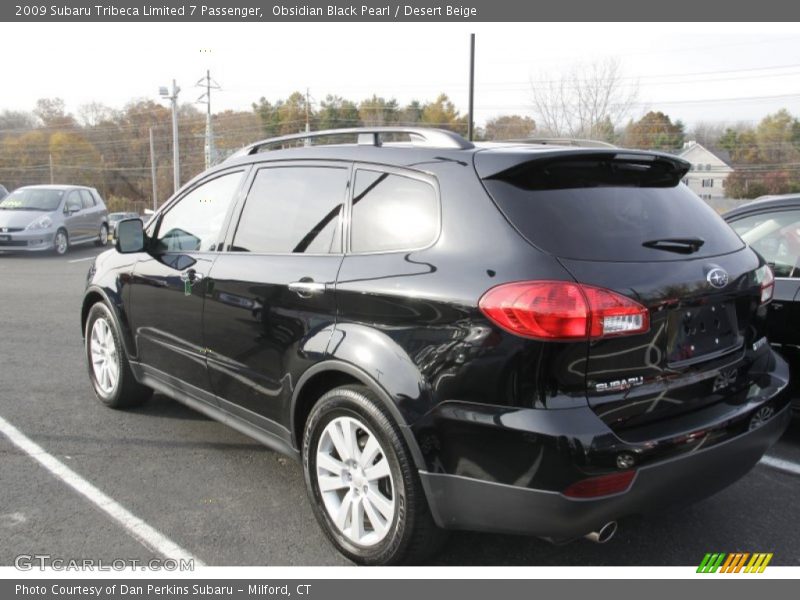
[0,246,799,567]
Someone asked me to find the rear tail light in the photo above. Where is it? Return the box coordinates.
[478,281,649,341]
[755,264,774,304]
[563,470,637,499]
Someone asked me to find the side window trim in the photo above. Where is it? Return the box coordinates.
[221,159,352,256]
[150,166,250,254]
[346,162,441,255]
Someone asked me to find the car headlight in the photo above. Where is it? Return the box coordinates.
[26,215,53,230]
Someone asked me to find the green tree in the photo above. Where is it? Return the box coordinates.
[358,95,399,126]
[483,115,536,140]
[593,116,618,144]
[718,128,740,154]
[420,94,467,134]
[252,97,282,137]
[755,108,800,164]
[253,92,314,137]
[399,100,424,125]
[317,95,360,130]
[622,111,684,151]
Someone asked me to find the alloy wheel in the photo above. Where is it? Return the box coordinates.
[55,231,68,255]
[90,317,119,395]
[316,416,395,547]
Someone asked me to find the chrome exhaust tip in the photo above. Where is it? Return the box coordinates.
[584,521,617,544]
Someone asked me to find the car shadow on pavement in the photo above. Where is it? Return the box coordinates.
[129,393,212,421]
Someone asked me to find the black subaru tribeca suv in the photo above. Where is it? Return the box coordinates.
[82,128,790,564]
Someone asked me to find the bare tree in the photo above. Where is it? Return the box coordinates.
[78,102,117,127]
[530,58,638,140]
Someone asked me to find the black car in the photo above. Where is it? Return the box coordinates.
[81,127,790,565]
[725,194,800,408]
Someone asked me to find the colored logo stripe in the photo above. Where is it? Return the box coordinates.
[697,552,773,573]
[745,553,773,573]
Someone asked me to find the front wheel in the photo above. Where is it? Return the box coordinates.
[95,223,108,247]
[302,385,445,565]
[53,229,68,255]
[85,303,152,409]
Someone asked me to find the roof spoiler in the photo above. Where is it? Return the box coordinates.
[477,149,691,190]
[502,137,617,148]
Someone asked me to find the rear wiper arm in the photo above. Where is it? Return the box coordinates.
[642,237,705,254]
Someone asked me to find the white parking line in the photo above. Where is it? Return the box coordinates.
[67,256,97,263]
[759,455,800,476]
[0,414,205,566]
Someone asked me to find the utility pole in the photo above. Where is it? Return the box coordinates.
[160,79,181,194]
[304,88,311,146]
[197,70,221,169]
[149,127,158,212]
[49,153,54,184]
[305,88,311,133]
[468,33,475,141]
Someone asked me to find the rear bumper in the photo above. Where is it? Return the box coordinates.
[415,348,790,539]
[420,402,790,539]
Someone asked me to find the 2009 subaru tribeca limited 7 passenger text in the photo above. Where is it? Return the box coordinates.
[81,128,790,565]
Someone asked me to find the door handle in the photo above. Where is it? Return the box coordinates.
[288,280,326,298]
[180,268,204,284]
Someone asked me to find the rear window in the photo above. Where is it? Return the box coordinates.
[483,158,744,262]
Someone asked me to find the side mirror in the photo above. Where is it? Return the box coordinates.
[115,218,145,254]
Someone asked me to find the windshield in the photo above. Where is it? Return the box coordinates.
[0,188,64,211]
[109,213,126,221]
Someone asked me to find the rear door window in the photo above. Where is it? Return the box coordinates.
[231,166,347,254]
[79,190,95,209]
[350,169,438,253]
[482,156,744,262]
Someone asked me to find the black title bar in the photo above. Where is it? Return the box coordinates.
[3,0,800,21]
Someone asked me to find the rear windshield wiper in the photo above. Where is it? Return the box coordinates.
[642,237,705,254]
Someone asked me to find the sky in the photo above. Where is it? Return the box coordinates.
[2,22,800,129]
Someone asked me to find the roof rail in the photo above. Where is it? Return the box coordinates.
[227,127,474,161]
[503,137,617,149]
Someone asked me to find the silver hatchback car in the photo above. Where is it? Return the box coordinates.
[0,185,109,255]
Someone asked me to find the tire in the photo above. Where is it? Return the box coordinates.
[303,385,446,565]
[95,223,109,247]
[85,302,152,409]
[53,229,69,256]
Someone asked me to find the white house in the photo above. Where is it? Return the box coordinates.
[678,141,734,201]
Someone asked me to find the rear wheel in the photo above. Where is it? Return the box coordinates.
[302,385,446,565]
[53,229,68,255]
[85,303,152,409]
[95,223,108,247]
